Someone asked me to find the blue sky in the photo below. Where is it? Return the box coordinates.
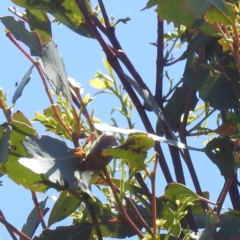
[0,1,230,239]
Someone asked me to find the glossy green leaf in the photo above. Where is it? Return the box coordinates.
[205,138,235,177]
[19,135,86,190]
[33,223,93,240]
[48,191,81,227]
[102,133,154,172]
[26,9,52,43]
[157,199,181,237]
[165,183,200,203]
[21,197,49,240]
[0,123,11,163]
[0,16,43,56]
[12,65,34,105]
[0,111,46,192]
[39,40,72,101]
[205,1,236,25]
[12,0,94,38]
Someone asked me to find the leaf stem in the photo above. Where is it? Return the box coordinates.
[31,190,46,229]
[215,178,233,215]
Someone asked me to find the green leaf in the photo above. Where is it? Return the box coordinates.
[217,216,240,240]
[12,65,34,105]
[183,68,239,110]
[102,133,154,172]
[0,111,46,192]
[156,0,195,27]
[182,0,211,19]
[164,183,200,204]
[0,16,43,56]
[48,191,81,227]
[141,0,158,10]
[89,78,107,89]
[157,199,181,237]
[26,9,52,43]
[33,223,93,240]
[205,0,236,25]
[18,135,87,190]
[12,0,94,38]
[21,197,49,240]
[39,40,72,101]
[205,137,235,177]
[0,123,11,163]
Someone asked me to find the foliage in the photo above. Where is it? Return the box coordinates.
[1,0,240,239]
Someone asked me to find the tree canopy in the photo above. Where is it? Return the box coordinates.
[1,0,240,239]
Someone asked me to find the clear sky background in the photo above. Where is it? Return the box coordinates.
[0,1,231,239]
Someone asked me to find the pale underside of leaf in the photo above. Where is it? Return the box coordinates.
[94,123,204,152]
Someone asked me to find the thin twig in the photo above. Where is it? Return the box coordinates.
[155,17,165,105]
[0,216,30,240]
[68,81,95,133]
[150,154,159,236]
[102,168,144,238]
[31,191,47,229]
[97,0,110,29]
[0,210,17,240]
[215,178,233,215]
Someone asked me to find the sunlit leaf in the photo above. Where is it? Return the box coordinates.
[48,191,81,227]
[39,40,72,101]
[205,1,236,25]
[26,9,52,43]
[165,183,200,205]
[12,0,94,38]
[94,123,204,152]
[102,133,154,172]
[156,198,181,237]
[19,135,86,190]
[0,16,43,56]
[12,65,34,105]
[89,78,107,89]
[0,111,46,192]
